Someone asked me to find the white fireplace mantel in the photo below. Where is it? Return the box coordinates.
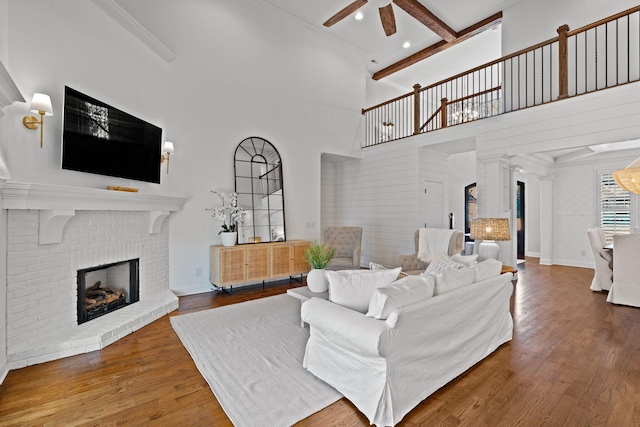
[0,181,188,244]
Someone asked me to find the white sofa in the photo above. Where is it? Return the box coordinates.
[301,267,514,427]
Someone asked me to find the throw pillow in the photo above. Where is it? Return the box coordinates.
[326,268,402,313]
[366,275,435,320]
[451,254,479,266]
[473,258,503,282]
[369,261,409,278]
[369,262,388,271]
[423,254,463,276]
[433,267,475,295]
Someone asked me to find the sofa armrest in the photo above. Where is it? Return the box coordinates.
[301,298,391,357]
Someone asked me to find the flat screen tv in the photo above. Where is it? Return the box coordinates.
[62,86,162,184]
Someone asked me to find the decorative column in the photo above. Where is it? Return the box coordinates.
[538,175,555,265]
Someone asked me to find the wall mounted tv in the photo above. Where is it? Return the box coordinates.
[62,86,162,184]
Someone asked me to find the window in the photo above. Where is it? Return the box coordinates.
[600,172,631,243]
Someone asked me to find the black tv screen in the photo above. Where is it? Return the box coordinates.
[62,86,162,184]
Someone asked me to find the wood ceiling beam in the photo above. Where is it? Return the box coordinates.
[372,11,503,81]
[393,0,457,42]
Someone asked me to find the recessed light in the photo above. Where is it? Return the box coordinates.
[403,41,411,48]
[355,11,364,20]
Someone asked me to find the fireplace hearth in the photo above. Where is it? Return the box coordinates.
[77,259,140,324]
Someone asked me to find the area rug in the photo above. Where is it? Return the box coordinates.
[170,294,342,427]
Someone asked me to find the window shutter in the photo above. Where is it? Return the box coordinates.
[600,173,631,243]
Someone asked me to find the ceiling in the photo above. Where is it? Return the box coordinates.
[259,0,525,91]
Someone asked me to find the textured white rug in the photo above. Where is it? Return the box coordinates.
[170,294,342,427]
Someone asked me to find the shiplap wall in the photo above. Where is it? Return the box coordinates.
[322,143,423,267]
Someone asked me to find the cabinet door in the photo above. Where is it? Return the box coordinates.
[246,245,270,281]
[291,241,311,275]
[219,247,247,285]
[271,244,291,278]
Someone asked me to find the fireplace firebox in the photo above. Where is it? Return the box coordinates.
[77,259,140,324]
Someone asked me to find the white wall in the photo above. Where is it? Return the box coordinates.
[322,142,421,267]
[502,0,640,55]
[551,151,640,268]
[136,0,364,294]
[0,0,9,384]
[0,0,366,295]
[2,0,170,190]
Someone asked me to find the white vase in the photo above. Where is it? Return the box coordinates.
[307,268,328,293]
[220,232,237,247]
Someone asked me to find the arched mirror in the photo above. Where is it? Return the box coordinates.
[234,137,286,244]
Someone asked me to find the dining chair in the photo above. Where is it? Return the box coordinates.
[586,227,612,291]
[607,233,640,307]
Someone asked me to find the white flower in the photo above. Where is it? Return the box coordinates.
[206,190,246,233]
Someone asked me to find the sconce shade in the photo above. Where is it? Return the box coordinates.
[29,93,53,116]
[613,158,640,195]
[163,141,175,154]
[470,218,511,241]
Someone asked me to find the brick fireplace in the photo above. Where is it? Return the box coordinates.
[1,182,186,369]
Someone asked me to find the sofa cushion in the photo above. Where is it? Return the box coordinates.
[366,275,435,320]
[472,258,503,282]
[451,254,478,266]
[423,254,463,276]
[433,267,475,295]
[326,268,402,313]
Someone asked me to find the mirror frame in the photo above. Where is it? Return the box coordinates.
[234,137,286,244]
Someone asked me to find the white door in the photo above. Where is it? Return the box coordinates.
[424,180,443,228]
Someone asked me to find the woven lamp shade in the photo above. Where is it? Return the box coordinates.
[613,158,640,194]
[470,218,511,241]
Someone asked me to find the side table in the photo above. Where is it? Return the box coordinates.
[501,265,518,282]
[287,286,329,327]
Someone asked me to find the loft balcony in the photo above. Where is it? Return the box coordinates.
[362,5,640,148]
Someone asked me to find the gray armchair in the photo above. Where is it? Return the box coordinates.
[323,226,363,270]
[399,229,464,275]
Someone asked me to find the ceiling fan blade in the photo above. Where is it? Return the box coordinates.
[379,4,396,36]
[393,0,457,41]
[324,0,368,27]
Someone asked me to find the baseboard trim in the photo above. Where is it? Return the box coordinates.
[549,259,594,269]
[171,284,213,296]
[0,358,9,384]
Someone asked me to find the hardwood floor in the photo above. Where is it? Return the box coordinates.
[1,258,639,426]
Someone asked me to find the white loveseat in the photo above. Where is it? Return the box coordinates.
[301,265,514,427]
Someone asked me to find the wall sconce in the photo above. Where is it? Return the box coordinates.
[23,93,53,148]
[161,141,174,174]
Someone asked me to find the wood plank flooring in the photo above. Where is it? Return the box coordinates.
[1,258,640,426]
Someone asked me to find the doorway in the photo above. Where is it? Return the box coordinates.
[517,181,525,259]
[424,180,444,228]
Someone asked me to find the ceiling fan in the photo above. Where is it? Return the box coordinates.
[324,0,457,40]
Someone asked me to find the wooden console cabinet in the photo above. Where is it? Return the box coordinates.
[210,240,311,288]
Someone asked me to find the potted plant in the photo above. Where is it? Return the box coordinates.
[304,242,336,293]
[207,190,246,246]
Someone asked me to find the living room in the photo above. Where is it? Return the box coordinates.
[2,0,640,425]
